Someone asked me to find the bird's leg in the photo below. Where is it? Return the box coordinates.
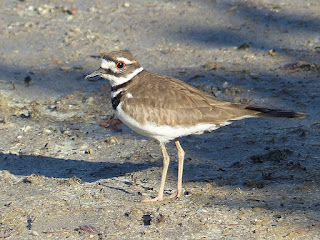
[168,138,185,199]
[142,142,170,202]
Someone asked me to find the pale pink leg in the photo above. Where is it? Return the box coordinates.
[142,142,170,202]
[168,138,185,199]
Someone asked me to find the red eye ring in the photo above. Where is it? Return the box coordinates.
[116,61,125,69]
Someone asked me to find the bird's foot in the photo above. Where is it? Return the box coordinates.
[141,195,164,202]
[142,190,182,202]
[168,190,182,199]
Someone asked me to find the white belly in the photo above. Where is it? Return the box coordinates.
[115,103,222,143]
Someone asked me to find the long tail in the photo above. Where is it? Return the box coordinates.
[246,105,306,118]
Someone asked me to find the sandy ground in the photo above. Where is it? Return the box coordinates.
[0,0,319,239]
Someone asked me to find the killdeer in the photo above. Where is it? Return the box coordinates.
[85,50,306,202]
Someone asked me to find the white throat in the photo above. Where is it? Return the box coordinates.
[107,67,144,87]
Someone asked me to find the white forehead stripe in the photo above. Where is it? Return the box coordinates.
[116,57,134,65]
[101,59,115,69]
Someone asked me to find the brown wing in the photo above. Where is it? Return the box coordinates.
[122,71,255,127]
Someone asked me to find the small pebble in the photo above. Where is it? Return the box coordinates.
[142,214,152,226]
[105,136,119,145]
[249,73,259,79]
[222,82,228,88]
[42,128,52,134]
[60,66,72,72]
[85,149,93,154]
[268,49,277,56]
[85,97,95,104]
[24,76,32,86]
[238,43,250,50]
[30,230,39,236]
[204,61,222,70]
[22,125,32,132]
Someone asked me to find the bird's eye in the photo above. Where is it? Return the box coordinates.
[116,61,125,69]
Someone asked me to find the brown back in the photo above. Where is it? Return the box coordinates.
[120,70,256,127]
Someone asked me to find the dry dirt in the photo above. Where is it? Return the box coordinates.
[0,0,319,239]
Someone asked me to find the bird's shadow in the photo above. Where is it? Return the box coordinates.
[0,151,160,183]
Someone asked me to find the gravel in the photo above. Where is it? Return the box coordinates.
[0,0,319,239]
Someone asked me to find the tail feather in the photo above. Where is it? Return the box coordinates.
[246,105,306,118]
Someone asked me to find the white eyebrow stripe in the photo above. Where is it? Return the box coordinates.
[101,59,115,69]
[116,57,134,65]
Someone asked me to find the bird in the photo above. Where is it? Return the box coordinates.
[85,50,306,202]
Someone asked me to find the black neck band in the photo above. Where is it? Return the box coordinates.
[111,79,132,92]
